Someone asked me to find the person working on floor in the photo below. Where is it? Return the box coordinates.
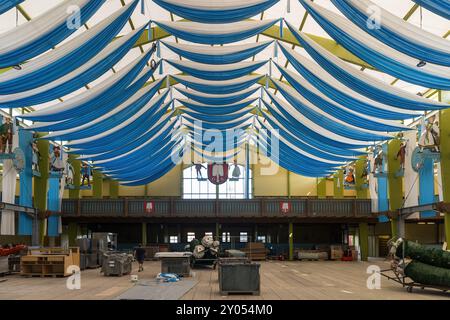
[134,244,146,272]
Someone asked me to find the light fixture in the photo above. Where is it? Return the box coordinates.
[417,60,427,68]
[12,64,22,70]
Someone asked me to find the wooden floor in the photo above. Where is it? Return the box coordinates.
[0,260,449,300]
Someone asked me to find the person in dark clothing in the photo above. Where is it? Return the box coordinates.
[134,244,146,272]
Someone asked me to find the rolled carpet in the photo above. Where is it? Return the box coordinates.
[396,240,450,269]
[404,261,450,288]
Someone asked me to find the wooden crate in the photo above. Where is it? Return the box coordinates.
[240,243,268,261]
[21,247,80,277]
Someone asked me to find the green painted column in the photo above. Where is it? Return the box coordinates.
[317,178,327,199]
[288,222,294,261]
[142,223,147,246]
[440,96,450,244]
[68,155,81,199]
[359,223,369,261]
[355,157,369,199]
[388,139,404,238]
[333,170,344,199]
[68,222,78,247]
[215,222,220,241]
[92,170,103,199]
[33,137,49,245]
[109,180,119,199]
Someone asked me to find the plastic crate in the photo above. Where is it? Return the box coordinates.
[219,263,260,295]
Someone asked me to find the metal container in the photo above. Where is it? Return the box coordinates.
[85,253,99,268]
[79,253,87,270]
[0,256,9,275]
[161,257,191,277]
[219,263,260,295]
[76,238,90,252]
[101,253,132,276]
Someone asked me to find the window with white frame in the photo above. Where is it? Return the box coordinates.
[222,232,231,243]
[183,163,252,199]
[187,232,196,243]
[169,236,179,244]
[240,232,248,243]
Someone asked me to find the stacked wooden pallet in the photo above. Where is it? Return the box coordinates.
[241,243,268,261]
[21,247,80,277]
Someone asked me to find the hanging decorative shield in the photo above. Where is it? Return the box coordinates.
[207,163,229,185]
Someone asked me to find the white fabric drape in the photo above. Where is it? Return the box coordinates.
[162,40,272,55]
[304,1,449,79]
[0,27,145,106]
[266,90,368,146]
[154,20,277,35]
[157,0,272,10]
[1,118,19,235]
[277,42,422,118]
[289,24,447,109]
[66,91,169,146]
[166,59,268,72]
[347,0,450,53]
[0,0,91,55]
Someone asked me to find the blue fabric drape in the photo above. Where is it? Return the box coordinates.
[299,2,450,89]
[45,87,166,141]
[85,123,178,162]
[162,41,272,65]
[412,0,450,19]
[67,94,171,149]
[0,10,144,94]
[176,87,259,105]
[165,60,267,81]
[377,143,389,222]
[183,115,252,130]
[173,75,263,94]
[0,0,24,14]
[0,0,108,68]
[261,97,366,153]
[74,114,173,156]
[153,20,278,45]
[183,108,253,123]
[273,81,392,142]
[23,67,161,125]
[331,0,450,66]
[191,147,240,162]
[179,98,257,115]
[1,29,145,108]
[274,66,408,132]
[278,44,420,120]
[153,0,279,23]
[258,118,352,162]
[284,22,448,110]
[419,158,436,218]
[24,56,158,128]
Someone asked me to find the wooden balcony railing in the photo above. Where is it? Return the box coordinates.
[61,198,373,219]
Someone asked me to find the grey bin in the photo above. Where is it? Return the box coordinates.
[102,253,133,276]
[219,263,260,295]
[161,257,191,277]
[86,253,99,269]
[79,254,87,271]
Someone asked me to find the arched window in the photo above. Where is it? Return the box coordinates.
[182,163,252,199]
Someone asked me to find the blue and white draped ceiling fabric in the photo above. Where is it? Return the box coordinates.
[152,20,279,45]
[41,82,167,141]
[79,118,178,161]
[262,91,369,150]
[411,0,450,20]
[0,26,148,108]
[172,75,264,94]
[284,21,449,110]
[0,0,108,68]
[66,91,171,149]
[24,51,159,126]
[276,41,422,120]
[178,98,257,115]
[0,0,24,15]
[73,112,175,157]
[182,113,253,131]
[164,59,268,81]
[161,41,273,65]
[331,0,450,66]
[182,108,255,123]
[274,63,410,132]
[0,2,143,94]
[176,86,260,105]
[298,0,450,89]
[153,0,279,23]
[271,78,393,142]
